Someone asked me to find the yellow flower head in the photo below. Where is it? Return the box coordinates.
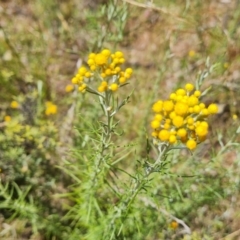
[4,115,11,122]
[188,50,196,57]
[233,114,238,120]
[10,101,19,109]
[45,102,57,116]
[163,100,174,112]
[208,104,218,114]
[152,101,163,113]
[223,62,229,69]
[151,120,161,129]
[109,83,119,92]
[174,102,188,116]
[78,83,87,93]
[195,125,208,137]
[95,53,108,65]
[65,84,74,93]
[172,115,184,128]
[177,128,187,137]
[185,83,194,92]
[186,139,197,150]
[158,129,170,141]
[170,221,179,230]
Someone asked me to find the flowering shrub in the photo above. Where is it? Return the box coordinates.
[1,0,240,238]
[151,83,218,150]
[71,49,133,93]
[62,49,222,240]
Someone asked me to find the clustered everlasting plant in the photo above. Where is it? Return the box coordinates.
[71,49,133,94]
[65,49,220,239]
[2,0,240,238]
[151,83,218,150]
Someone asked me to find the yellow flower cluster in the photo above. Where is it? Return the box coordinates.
[45,102,57,116]
[71,49,133,93]
[151,83,218,150]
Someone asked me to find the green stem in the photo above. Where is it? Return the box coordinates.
[88,91,113,192]
[106,144,169,239]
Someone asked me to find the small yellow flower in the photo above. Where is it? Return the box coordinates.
[95,53,108,65]
[158,129,170,141]
[169,111,177,119]
[71,77,78,84]
[154,114,163,121]
[172,115,184,128]
[200,121,208,128]
[170,221,179,229]
[110,83,119,92]
[232,114,238,120]
[208,104,218,114]
[170,93,177,100]
[152,101,163,113]
[10,101,19,109]
[88,53,96,59]
[185,83,194,92]
[125,68,133,75]
[151,131,158,138]
[177,128,187,137]
[201,108,209,116]
[195,126,208,137]
[119,76,126,83]
[174,102,189,116]
[65,84,74,93]
[45,102,57,116]
[194,90,201,97]
[90,65,96,71]
[78,66,87,75]
[193,105,201,114]
[176,88,186,96]
[115,66,121,73]
[163,100,174,112]
[105,68,112,76]
[4,115,11,122]
[188,50,196,57]
[151,120,160,129]
[85,71,91,78]
[169,135,177,144]
[186,117,194,125]
[115,51,124,58]
[186,139,197,150]
[199,103,205,109]
[124,72,131,79]
[187,124,195,130]
[223,62,229,69]
[87,58,95,66]
[98,85,106,92]
[101,49,111,56]
[78,84,87,93]
[119,58,125,63]
[163,123,170,129]
[188,96,199,107]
